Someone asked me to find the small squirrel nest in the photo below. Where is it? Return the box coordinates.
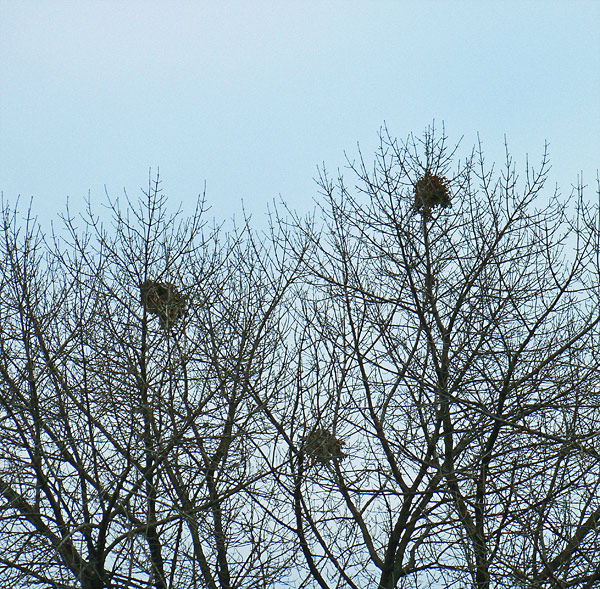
[301,428,346,464]
[140,280,187,328]
[413,171,451,221]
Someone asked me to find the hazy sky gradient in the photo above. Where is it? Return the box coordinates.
[1,1,599,228]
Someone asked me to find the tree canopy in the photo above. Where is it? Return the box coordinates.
[1,127,599,589]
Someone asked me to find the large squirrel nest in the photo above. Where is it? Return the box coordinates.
[140,280,187,329]
[301,428,346,464]
[413,171,451,221]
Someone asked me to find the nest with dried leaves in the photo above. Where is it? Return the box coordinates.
[140,280,187,328]
[301,428,346,464]
[413,171,451,220]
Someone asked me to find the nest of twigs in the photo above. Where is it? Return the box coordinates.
[301,428,346,464]
[413,171,451,220]
[140,280,187,329]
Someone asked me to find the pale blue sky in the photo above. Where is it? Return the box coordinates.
[1,1,599,228]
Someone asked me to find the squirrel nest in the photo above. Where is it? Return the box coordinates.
[140,280,187,329]
[301,428,346,464]
[413,171,451,221]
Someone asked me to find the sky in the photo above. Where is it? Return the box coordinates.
[1,1,599,232]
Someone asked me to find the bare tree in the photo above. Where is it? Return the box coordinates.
[275,126,600,588]
[0,177,300,588]
[1,128,599,589]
